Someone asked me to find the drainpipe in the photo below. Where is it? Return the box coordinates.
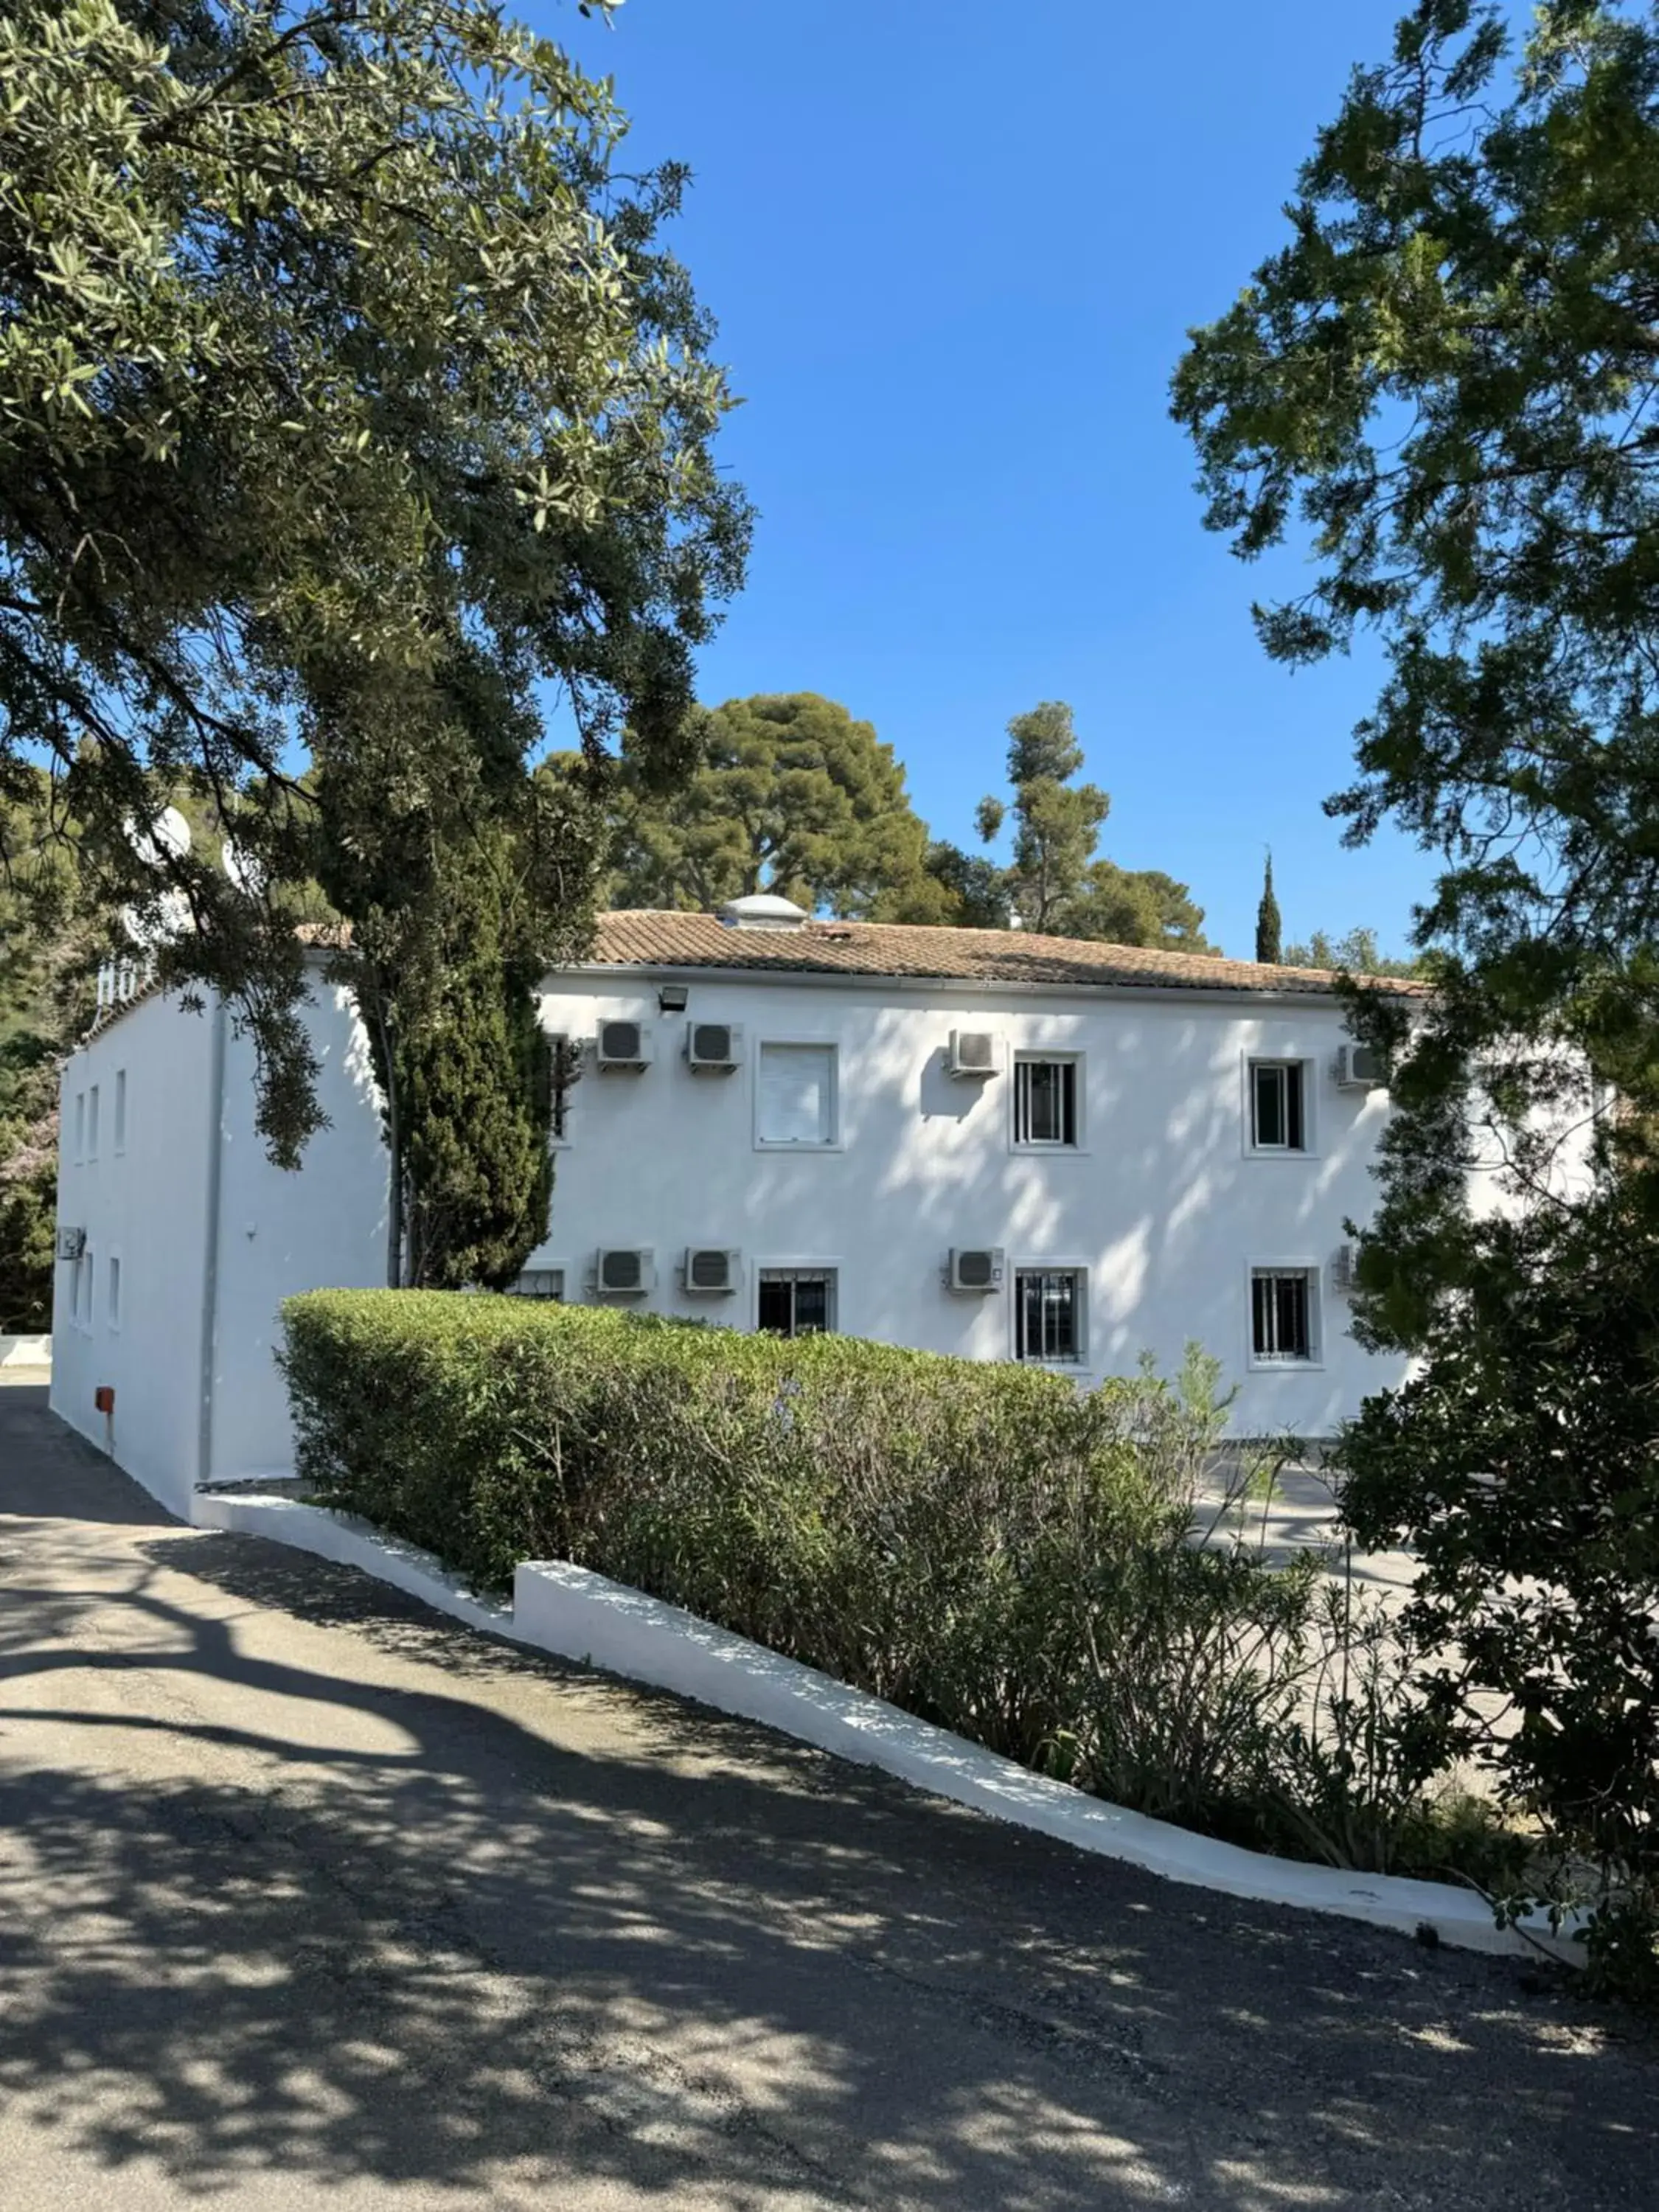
[196,997,228,1494]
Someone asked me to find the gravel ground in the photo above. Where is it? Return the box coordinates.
[1,1380,1654,2211]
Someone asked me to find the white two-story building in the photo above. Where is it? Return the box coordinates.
[51,895,1427,1518]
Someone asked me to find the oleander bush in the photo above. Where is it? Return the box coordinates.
[279,1290,1506,1880]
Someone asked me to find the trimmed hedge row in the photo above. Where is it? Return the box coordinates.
[279,1290,1518,1881]
[282,1291,1229,1767]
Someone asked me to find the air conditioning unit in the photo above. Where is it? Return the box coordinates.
[1335,1043,1386,1091]
[682,1246,741,1295]
[947,1246,1005,1294]
[56,1225,85,1262]
[1330,1244,1358,1294]
[946,1030,1003,1079]
[684,1021,743,1074]
[594,1246,655,1297]
[595,1018,653,1071]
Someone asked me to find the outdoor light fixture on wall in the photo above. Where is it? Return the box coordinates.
[658,984,689,1013]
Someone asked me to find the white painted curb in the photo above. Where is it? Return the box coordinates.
[192,1489,1582,1966]
[0,1334,51,1371]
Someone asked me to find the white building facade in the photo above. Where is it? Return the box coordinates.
[52,900,1422,1518]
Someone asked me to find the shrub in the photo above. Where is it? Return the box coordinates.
[1338,1186,1659,1998]
[280,1292,1488,1877]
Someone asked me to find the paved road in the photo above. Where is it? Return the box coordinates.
[1,1383,1653,2211]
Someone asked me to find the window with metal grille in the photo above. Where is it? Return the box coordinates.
[1013,1057,1079,1147]
[757,1267,835,1337]
[1015,1268,1085,1363]
[1251,1269,1315,1361]
[1250,1060,1307,1150]
[509,1268,564,1301]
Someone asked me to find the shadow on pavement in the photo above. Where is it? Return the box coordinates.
[1,1397,1655,2208]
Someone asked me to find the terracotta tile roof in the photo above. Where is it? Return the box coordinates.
[587,911,1426,998]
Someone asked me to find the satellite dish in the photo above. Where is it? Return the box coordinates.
[124,804,193,872]
[119,889,193,949]
[220,836,265,899]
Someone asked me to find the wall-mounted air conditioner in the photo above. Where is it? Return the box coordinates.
[594,1246,655,1296]
[595,1019,653,1071]
[1330,1244,1358,1294]
[682,1246,741,1295]
[684,1021,743,1074]
[946,1031,1003,1079]
[56,1225,86,1262]
[1334,1043,1386,1091]
[947,1246,1005,1294]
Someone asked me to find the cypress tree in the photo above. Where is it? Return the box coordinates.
[1255,851,1282,964]
[394,919,554,1293]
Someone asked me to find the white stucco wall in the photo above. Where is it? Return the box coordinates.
[528,969,1405,1435]
[51,990,215,1516]
[206,986,389,1484]
[49,980,386,1511]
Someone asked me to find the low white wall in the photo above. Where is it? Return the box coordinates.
[192,1489,1581,1966]
[0,1335,51,1371]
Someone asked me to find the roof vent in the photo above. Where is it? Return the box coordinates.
[719,893,810,933]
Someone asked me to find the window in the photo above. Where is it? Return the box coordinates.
[757,1043,837,1148]
[758,1267,835,1337]
[77,1248,94,1332]
[73,1091,85,1164]
[107,1254,122,1331]
[509,1267,564,1301]
[1250,1060,1307,1152]
[1015,1267,1086,1363]
[114,1070,127,1154]
[86,1084,100,1161]
[1014,1057,1079,1147]
[1251,1268,1318,1363]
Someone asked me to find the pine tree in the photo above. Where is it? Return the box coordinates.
[1255,852,1282,964]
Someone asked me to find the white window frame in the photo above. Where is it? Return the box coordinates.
[1011,1052,1086,1153]
[72,1089,85,1165]
[86,1082,100,1162]
[1242,1054,1318,1158]
[105,1248,123,1334]
[754,1040,841,1152]
[113,1068,128,1155]
[1246,1259,1325,1371]
[1009,1260,1091,1367]
[753,1257,842,1337]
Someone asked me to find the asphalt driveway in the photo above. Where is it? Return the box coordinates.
[1,1380,1653,2211]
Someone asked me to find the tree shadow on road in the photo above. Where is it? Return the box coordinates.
[0,1522,1654,2210]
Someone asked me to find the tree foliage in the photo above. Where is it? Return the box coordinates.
[599,693,939,917]
[0,769,94,1329]
[1340,1186,1659,1995]
[1281,926,1428,980]
[1173,0,1658,1307]
[964,702,1215,949]
[1255,853,1281,964]
[1,0,748,1164]
[1175,0,1659,1980]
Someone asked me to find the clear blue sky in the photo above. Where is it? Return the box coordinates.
[546,0,1430,959]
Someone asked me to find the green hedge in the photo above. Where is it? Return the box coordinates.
[279,1290,1517,1881]
[279,1291,1226,1764]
